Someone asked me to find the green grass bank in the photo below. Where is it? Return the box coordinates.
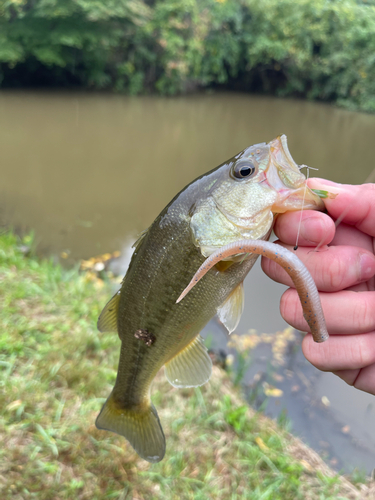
[1,0,375,112]
[0,230,373,499]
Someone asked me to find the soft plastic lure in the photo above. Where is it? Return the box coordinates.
[177,239,329,343]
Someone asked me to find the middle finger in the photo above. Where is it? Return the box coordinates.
[261,242,375,292]
[280,289,375,335]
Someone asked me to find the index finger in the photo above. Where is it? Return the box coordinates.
[307,179,375,238]
[273,210,335,247]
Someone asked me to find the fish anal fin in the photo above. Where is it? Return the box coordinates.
[97,291,120,334]
[95,391,165,463]
[217,282,244,334]
[165,335,212,388]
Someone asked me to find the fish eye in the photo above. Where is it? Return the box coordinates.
[232,161,257,180]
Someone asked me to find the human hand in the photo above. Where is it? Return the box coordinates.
[262,179,375,394]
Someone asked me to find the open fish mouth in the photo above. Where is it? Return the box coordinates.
[266,135,325,213]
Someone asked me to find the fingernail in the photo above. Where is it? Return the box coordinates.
[300,217,325,244]
[359,253,375,281]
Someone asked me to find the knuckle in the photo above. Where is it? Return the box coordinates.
[351,334,375,368]
[302,336,329,370]
[352,339,366,368]
[352,294,375,332]
[280,290,300,325]
[352,302,366,331]
[351,335,372,368]
[323,252,347,290]
[266,258,289,284]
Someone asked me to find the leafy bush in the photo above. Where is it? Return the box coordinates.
[242,0,375,111]
[1,0,375,111]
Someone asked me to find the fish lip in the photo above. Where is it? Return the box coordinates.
[274,134,300,172]
[268,135,301,176]
[266,135,325,212]
[271,186,325,213]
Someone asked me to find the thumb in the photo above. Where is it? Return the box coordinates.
[307,179,375,238]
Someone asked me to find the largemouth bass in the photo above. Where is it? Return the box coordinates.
[96,135,323,462]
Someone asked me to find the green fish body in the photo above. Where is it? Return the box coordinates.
[96,135,323,462]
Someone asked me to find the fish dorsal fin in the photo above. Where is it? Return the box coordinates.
[97,290,120,333]
[165,335,212,388]
[132,227,149,251]
[217,282,244,334]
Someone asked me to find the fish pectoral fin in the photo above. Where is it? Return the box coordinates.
[96,391,166,463]
[165,335,212,388]
[217,282,244,334]
[97,291,120,334]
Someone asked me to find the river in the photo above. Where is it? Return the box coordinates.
[1,89,375,474]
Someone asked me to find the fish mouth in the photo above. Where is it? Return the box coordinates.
[266,135,324,213]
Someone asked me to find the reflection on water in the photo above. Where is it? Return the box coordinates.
[1,90,375,473]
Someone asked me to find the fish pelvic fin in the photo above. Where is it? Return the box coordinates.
[95,392,166,463]
[217,282,245,334]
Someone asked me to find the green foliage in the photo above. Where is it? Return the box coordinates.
[1,0,375,110]
[0,0,154,91]
[242,0,375,111]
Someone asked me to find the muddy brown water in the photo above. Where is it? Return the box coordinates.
[1,90,375,473]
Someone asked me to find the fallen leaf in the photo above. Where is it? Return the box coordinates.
[255,436,269,452]
[263,383,283,397]
[300,459,313,472]
[226,354,234,367]
[6,400,22,411]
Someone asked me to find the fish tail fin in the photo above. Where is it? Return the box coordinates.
[95,391,166,463]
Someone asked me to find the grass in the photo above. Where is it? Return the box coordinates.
[0,230,374,500]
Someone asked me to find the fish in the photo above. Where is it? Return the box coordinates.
[95,135,324,462]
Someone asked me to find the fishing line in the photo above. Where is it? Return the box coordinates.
[239,252,250,264]
[294,165,320,250]
[294,165,318,250]
[312,203,351,253]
